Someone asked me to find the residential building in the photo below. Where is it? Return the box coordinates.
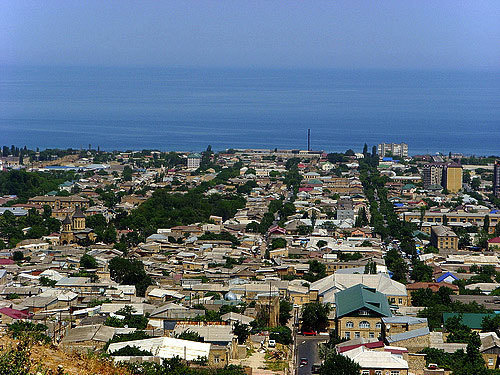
[402,211,500,234]
[422,163,444,188]
[187,153,202,169]
[443,163,463,193]
[494,160,500,198]
[343,346,409,375]
[28,195,89,211]
[335,284,392,340]
[377,143,409,158]
[430,225,458,251]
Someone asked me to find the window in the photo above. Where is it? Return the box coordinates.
[345,332,350,339]
[359,310,369,316]
[369,332,375,338]
[398,298,403,304]
[359,321,370,329]
[362,371,369,375]
[355,332,360,338]
[391,371,400,375]
[376,322,382,329]
[346,321,354,328]
[375,371,382,375]
[489,358,494,366]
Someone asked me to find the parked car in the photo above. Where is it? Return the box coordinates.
[299,358,308,367]
[268,339,276,348]
[301,330,317,336]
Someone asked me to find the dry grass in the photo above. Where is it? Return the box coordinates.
[0,335,130,375]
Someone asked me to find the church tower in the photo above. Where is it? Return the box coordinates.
[60,215,74,244]
[72,206,86,230]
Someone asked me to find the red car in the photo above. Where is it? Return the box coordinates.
[301,330,317,336]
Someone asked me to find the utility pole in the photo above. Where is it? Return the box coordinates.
[307,129,311,152]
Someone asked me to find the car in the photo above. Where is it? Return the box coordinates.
[268,339,276,348]
[299,358,308,367]
[301,330,317,336]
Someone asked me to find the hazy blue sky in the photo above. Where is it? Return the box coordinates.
[1,1,499,69]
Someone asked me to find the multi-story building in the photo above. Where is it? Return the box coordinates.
[377,143,408,158]
[422,163,462,192]
[187,153,202,169]
[422,163,444,187]
[443,163,463,193]
[335,284,391,340]
[494,160,500,198]
[337,197,354,221]
[28,195,89,211]
[402,211,500,234]
[430,225,458,251]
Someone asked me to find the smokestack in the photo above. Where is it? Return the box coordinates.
[307,129,311,151]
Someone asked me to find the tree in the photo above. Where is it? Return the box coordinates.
[122,166,133,181]
[445,315,476,344]
[411,260,433,282]
[12,251,24,262]
[233,322,250,344]
[301,302,330,332]
[364,261,377,274]
[481,314,500,332]
[110,345,152,356]
[269,326,292,345]
[80,253,98,269]
[39,276,57,287]
[362,143,368,157]
[279,299,293,326]
[108,257,152,297]
[483,215,490,233]
[319,352,360,375]
[316,240,327,249]
[271,237,286,250]
[175,329,204,342]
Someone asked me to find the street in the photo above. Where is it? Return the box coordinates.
[296,336,325,375]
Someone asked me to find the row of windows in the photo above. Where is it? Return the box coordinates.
[345,321,382,329]
[345,331,376,339]
[361,371,399,375]
[389,298,404,304]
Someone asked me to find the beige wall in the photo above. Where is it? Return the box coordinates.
[337,316,382,340]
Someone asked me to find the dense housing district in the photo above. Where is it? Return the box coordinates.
[0,143,500,375]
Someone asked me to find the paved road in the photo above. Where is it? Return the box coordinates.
[296,336,326,375]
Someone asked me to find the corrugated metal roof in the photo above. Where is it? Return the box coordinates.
[107,336,211,360]
[335,284,392,318]
[386,327,430,343]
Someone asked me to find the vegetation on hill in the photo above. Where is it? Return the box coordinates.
[0,207,61,248]
[0,169,77,202]
[118,190,245,236]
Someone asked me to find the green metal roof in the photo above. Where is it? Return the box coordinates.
[335,284,392,318]
[443,313,497,330]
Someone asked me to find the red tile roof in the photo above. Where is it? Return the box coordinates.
[0,307,29,320]
[406,281,459,292]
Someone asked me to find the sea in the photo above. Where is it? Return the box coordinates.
[0,66,498,156]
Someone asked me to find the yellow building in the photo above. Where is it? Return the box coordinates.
[444,165,463,193]
[60,207,95,245]
[430,225,458,251]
